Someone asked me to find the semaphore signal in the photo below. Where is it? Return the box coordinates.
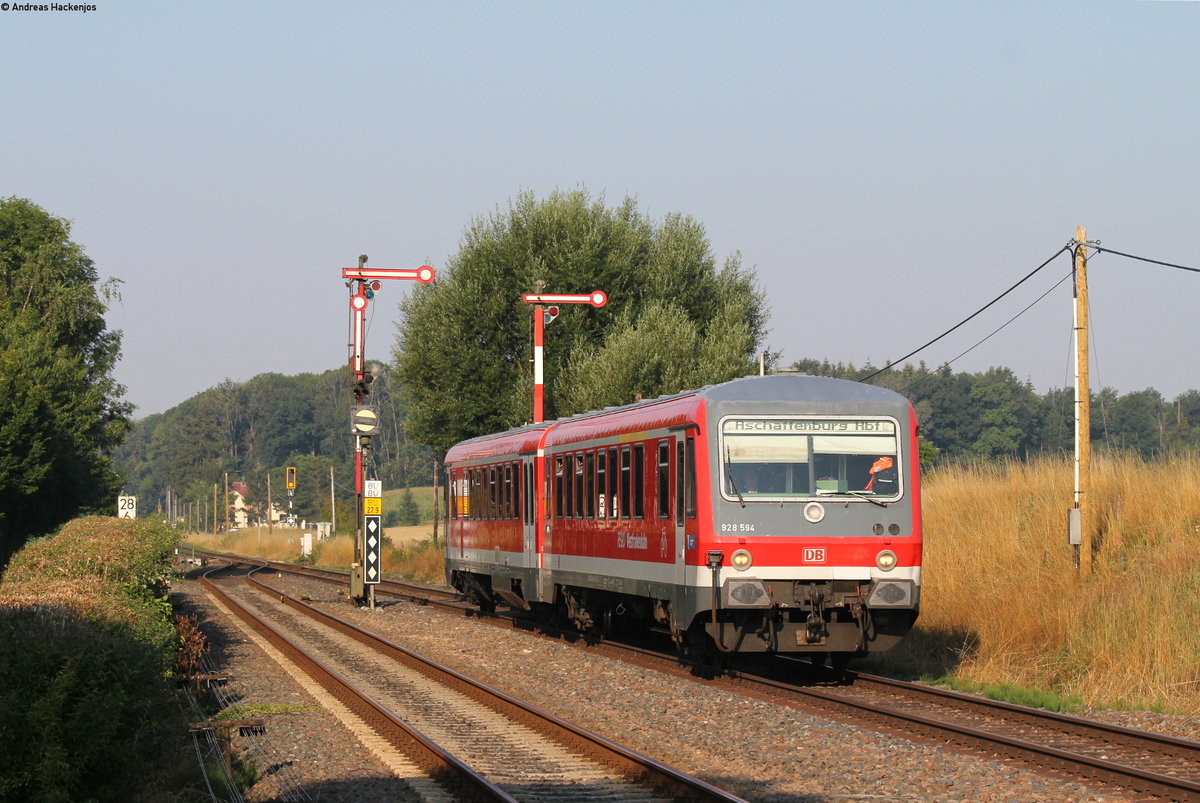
[341,254,437,607]
[521,289,607,423]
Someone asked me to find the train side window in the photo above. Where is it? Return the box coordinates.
[510,461,518,520]
[554,455,564,519]
[512,460,520,520]
[633,444,645,519]
[608,447,619,519]
[505,463,514,520]
[584,451,595,519]
[563,454,575,520]
[657,440,670,519]
[596,451,607,519]
[574,453,585,518]
[489,465,498,520]
[685,436,697,519]
[448,469,457,520]
[620,446,632,519]
[675,441,685,526]
[474,467,483,521]
[523,460,532,523]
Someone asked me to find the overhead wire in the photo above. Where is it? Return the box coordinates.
[859,244,1072,384]
[1091,245,1200,274]
[897,268,1075,394]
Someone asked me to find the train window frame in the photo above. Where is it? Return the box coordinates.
[506,463,516,520]
[717,414,903,503]
[574,452,585,519]
[584,451,595,519]
[620,446,632,520]
[474,467,483,521]
[523,462,533,524]
[685,436,697,519]
[448,468,457,521]
[656,440,670,520]
[632,443,645,520]
[489,465,498,520]
[596,451,607,519]
[564,453,575,520]
[607,447,619,519]
[554,455,565,519]
[675,441,685,525]
[513,461,521,520]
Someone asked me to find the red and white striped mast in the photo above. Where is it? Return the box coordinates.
[521,290,607,423]
[341,256,435,603]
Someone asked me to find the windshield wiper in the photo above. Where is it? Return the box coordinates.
[844,489,888,508]
[724,446,745,508]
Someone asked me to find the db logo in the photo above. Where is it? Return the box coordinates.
[803,548,826,563]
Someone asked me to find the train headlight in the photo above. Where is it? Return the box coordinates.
[875,549,897,572]
[731,549,752,571]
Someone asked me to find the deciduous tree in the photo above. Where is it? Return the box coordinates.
[393,189,768,454]
[0,197,130,562]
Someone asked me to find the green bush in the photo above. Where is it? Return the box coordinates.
[0,592,187,800]
[3,516,179,589]
[0,517,189,799]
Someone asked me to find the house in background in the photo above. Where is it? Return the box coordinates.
[230,482,252,529]
[228,481,293,528]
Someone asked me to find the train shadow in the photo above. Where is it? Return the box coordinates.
[849,624,981,681]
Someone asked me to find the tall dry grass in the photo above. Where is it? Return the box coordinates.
[184,526,445,583]
[893,452,1200,712]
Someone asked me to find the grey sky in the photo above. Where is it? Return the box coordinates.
[3,1,1196,416]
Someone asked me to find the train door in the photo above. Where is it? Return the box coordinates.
[673,435,688,601]
[522,457,537,570]
[672,432,698,632]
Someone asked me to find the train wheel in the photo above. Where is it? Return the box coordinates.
[682,624,728,676]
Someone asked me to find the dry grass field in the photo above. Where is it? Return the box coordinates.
[887,452,1200,713]
[185,454,1200,713]
[183,523,444,582]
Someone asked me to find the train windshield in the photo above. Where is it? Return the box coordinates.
[720,416,901,501]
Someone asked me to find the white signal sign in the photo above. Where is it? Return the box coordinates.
[364,480,382,497]
[341,265,436,284]
[117,495,137,519]
[363,514,381,584]
[352,407,381,435]
[521,290,607,307]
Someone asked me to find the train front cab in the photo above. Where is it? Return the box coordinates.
[682,378,922,659]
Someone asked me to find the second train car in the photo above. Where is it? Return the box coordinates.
[442,373,922,662]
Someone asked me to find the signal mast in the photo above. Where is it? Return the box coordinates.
[342,255,435,604]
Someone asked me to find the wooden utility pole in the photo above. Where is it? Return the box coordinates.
[223,472,230,533]
[266,473,273,537]
[431,459,440,547]
[1072,226,1092,577]
[330,466,337,535]
[212,483,218,535]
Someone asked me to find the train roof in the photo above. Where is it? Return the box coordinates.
[445,375,912,462]
[702,373,909,405]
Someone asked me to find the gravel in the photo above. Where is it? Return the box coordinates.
[172,572,1188,802]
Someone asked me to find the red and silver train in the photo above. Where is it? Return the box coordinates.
[443,374,921,662]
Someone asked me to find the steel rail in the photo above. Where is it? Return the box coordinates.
[235,562,745,803]
[199,563,516,802]
[724,668,1200,802]
[198,551,1200,800]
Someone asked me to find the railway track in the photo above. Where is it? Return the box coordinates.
[199,559,744,803]
[194,551,1200,802]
